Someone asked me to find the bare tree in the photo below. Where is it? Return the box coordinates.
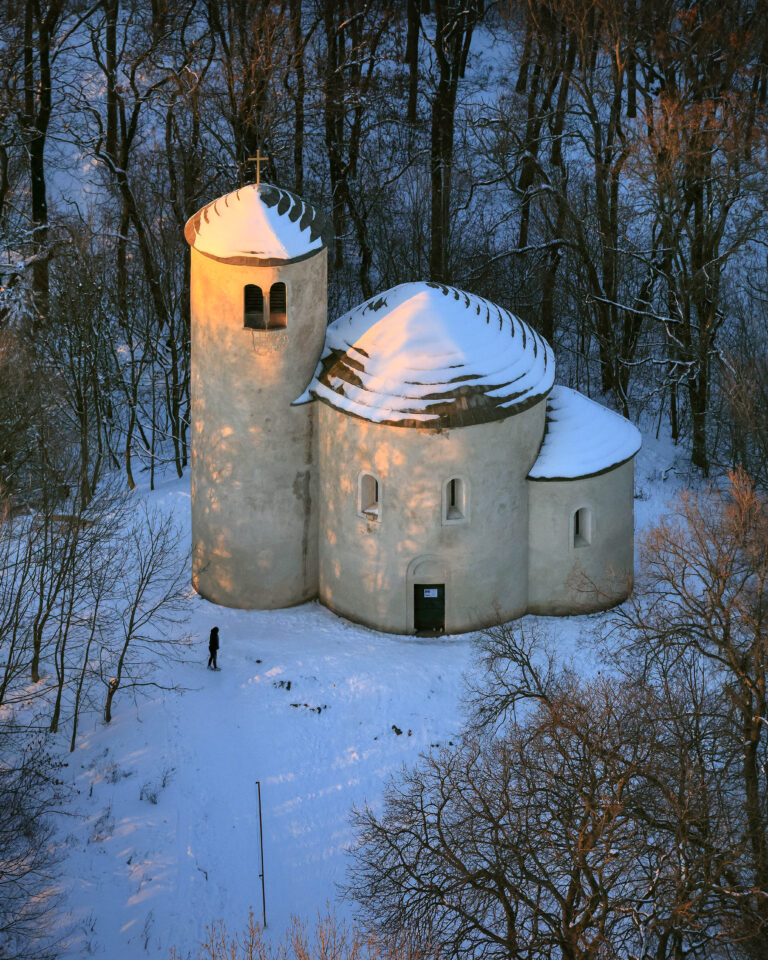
[722,297,768,492]
[171,909,429,960]
[1,475,188,748]
[350,598,765,959]
[99,503,189,725]
[634,2,768,472]
[0,504,37,705]
[1,0,100,318]
[78,0,204,479]
[0,723,66,960]
[0,329,66,504]
[321,0,394,294]
[16,0,66,314]
[204,0,290,185]
[611,469,768,949]
[348,670,670,959]
[464,619,564,733]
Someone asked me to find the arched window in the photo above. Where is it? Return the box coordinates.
[358,473,381,519]
[442,477,468,523]
[269,282,287,328]
[573,507,592,548]
[244,284,264,329]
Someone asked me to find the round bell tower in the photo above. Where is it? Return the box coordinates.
[185,183,327,609]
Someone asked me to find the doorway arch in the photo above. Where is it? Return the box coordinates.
[406,556,450,634]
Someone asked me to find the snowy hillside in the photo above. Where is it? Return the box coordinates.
[47,426,683,958]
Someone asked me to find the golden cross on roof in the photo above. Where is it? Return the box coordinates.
[247,149,269,188]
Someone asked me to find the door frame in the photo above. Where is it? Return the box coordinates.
[406,555,450,635]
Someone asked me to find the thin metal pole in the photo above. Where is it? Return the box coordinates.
[256,780,267,928]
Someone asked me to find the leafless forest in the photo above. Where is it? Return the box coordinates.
[1,2,768,958]
[1,0,767,500]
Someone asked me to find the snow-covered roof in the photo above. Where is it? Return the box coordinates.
[297,281,555,428]
[184,183,324,263]
[528,385,642,480]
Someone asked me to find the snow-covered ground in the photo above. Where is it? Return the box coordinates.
[50,425,686,958]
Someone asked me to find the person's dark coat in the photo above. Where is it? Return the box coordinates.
[209,628,219,653]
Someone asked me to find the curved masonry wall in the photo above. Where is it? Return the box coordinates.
[316,400,546,634]
[190,246,327,609]
[526,459,635,615]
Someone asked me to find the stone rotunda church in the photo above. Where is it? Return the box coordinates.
[185,183,641,635]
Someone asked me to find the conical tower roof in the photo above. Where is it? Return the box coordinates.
[184,183,325,265]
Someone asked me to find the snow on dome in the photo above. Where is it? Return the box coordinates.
[528,385,642,480]
[297,281,555,428]
[184,183,324,263]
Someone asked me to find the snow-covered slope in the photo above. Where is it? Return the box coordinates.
[55,546,477,956]
[48,427,683,958]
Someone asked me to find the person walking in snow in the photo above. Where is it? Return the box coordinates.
[208,626,220,670]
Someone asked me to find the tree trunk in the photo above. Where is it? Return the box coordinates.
[289,0,305,192]
[429,2,478,282]
[104,681,117,724]
[406,0,420,123]
[688,367,709,475]
[22,0,63,319]
[105,0,119,159]
[70,620,98,752]
[323,1,346,269]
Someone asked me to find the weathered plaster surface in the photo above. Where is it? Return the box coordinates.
[316,400,546,634]
[527,459,635,615]
[190,246,326,608]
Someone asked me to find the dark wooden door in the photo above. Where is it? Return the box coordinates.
[414,583,445,633]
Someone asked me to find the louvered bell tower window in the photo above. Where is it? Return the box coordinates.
[244,285,265,329]
[269,282,287,328]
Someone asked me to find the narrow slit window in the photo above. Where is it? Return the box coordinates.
[443,477,467,523]
[244,284,264,329]
[359,473,380,519]
[573,507,592,548]
[269,281,287,328]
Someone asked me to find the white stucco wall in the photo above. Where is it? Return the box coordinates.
[190,247,327,609]
[527,459,635,615]
[316,400,547,634]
